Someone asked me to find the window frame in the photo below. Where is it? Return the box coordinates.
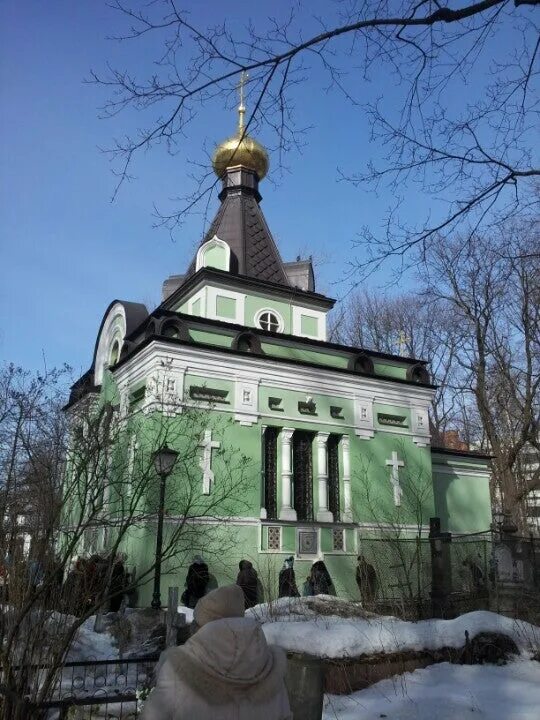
[255,308,284,333]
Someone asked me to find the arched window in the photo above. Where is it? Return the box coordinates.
[348,353,375,375]
[195,235,231,272]
[255,309,283,333]
[159,318,190,342]
[406,363,430,384]
[232,331,262,354]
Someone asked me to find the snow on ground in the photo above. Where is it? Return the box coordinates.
[248,598,540,659]
[323,660,540,720]
[66,615,119,661]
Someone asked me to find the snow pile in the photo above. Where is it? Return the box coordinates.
[248,595,370,623]
[67,615,119,661]
[177,605,195,623]
[324,660,540,720]
[249,600,540,659]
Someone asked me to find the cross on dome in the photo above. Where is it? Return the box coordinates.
[212,71,269,180]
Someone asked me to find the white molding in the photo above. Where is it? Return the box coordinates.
[432,466,491,479]
[354,395,375,440]
[187,288,207,318]
[234,376,260,425]
[94,302,127,386]
[254,307,285,333]
[410,405,432,447]
[207,286,245,325]
[176,274,331,314]
[113,341,436,411]
[292,305,326,340]
[196,235,230,272]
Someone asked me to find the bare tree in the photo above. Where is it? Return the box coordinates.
[0,363,250,716]
[354,442,433,617]
[423,221,540,528]
[90,0,539,274]
[330,289,468,439]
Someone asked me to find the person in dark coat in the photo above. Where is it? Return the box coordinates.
[63,558,86,615]
[463,557,487,595]
[236,560,259,609]
[109,556,126,612]
[278,557,299,598]
[181,556,211,609]
[306,561,335,596]
[356,555,378,608]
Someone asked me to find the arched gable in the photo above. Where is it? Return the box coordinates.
[195,235,231,272]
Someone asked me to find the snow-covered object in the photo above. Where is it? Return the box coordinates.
[66,616,119,661]
[177,605,194,623]
[323,660,540,720]
[248,599,540,659]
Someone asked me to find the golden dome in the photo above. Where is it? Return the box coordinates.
[212,70,269,180]
[212,132,269,180]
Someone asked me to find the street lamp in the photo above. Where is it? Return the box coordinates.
[151,444,178,610]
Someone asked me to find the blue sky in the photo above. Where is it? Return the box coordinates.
[0,1,519,377]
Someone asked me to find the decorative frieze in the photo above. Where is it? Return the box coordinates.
[234,377,259,425]
[354,395,375,439]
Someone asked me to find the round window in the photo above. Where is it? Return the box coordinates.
[257,310,282,333]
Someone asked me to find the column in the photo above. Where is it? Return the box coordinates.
[316,432,333,522]
[279,428,297,521]
[341,435,353,522]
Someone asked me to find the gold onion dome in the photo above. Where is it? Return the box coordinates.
[212,73,269,180]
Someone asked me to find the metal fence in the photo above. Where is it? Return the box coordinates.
[359,531,492,619]
[1,654,159,719]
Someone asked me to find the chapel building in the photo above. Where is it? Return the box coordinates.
[66,97,492,602]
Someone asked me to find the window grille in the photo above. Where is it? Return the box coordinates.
[268,526,281,550]
[332,528,345,552]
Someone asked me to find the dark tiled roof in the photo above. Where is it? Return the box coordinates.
[186,188,290,286]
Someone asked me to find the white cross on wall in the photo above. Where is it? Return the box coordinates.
[385,451,404,506]
[199,430,221,495]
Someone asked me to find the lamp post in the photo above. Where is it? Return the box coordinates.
[151,445,178,610]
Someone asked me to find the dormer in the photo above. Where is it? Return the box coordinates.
[196,235,231,273]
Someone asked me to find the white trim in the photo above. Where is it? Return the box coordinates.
[196,235,230,272]
[255,307,285,333]
[187,288,207,318]
[292,305,326,340]
[265,524,283,552]
[113,341,435,412]
[433,466,491,479]
[316,432,333,523]
[234,376,260,425]
[207,286,245,324]
[174,274,331,314]
[94,302,127,386]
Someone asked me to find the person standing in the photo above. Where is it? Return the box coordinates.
[356,555,377,609]
[181,556,211,609]
[141,585,292,720]
[278,557,299,598]
[236,559,259,609]
[109,555,126,612]
[305,561,335,596]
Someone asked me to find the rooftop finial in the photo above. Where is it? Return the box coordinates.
[238,70,247,134]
